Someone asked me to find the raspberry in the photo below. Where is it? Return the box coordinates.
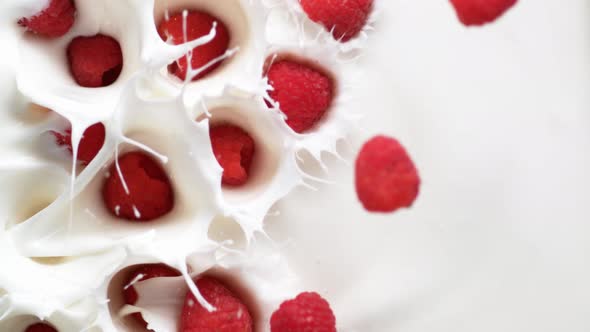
[18,0,76,38]
[157,10,230,81]
[25,323,58,332]
[102,151,174,222]
[450,0,517,26]
[67,34,123,88]
[355,136,420,213]
[122,264,181,329]
[53,122,106,165]
[270,292,336,332]
[300,0,373,42]
[209,124,255,186]
[266,59,334,134]
[180,276,253,332]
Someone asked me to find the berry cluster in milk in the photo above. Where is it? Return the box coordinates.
[0,0,517,331]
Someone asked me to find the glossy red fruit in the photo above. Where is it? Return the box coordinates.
[25,323,58,332]
[102,151,174,222]
[157,11,230,81]
[270,292,336,332]
[450,0,518,26]
[300,0,373,42]
[180,277,253,332]
[53,122,106,165]
[18,0,76,38]
[209,124,255,186]
[67,34,123,87]
[267,59,334,134]
[122,264,181,329]
[355,135,420,213]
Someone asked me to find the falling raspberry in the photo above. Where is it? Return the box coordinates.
[157,10,230,81]
[180,277,253,332]
[266,58,334,134]
[122,264,181,329]
[300,0,373,42]
[102,151,174,222]
[18,0,76,38]
[450,0,517,26]
[209,124,256,187]
[25,323,58,332]
[355,135,420,213]
[67,34,123,88]
[270,292,336,332]
[53,122,106,165]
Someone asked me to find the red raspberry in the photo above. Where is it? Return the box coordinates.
[122,264,181,329]
[450,0,517,26]
[18,0,76,38]
[300,0,373,42]
[157,11,230,81]
[25,323,58,332]
[53,122,106,165]
[102,151,174,222]
[67,34,123,88]
[209,124,255,187]
[266,59,334,134]
[270,292,336,332]
[180,277,253,332]
[355,136,420,213]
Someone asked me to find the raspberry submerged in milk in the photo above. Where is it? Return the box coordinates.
[53,122,106,165]
[102,151,174,222]
[67,34,123,88]
[209,124,256,187]
[25,323,58,332]
[267,58,334,134]
[300,0,373,42]
[180,277,253,332]
[123,264,181,329]
[158,10,230,81]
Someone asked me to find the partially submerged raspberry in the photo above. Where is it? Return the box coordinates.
[266,58,334,134]
[300,0,373,42]
[67,34,123,88]
[209,124,255,187]
[450,0,518,26]
[53,122,106,165]
[355,135,420,213]
[102,151,174,222]
[18,0,76,38]
[270,292,336,332]
[180,276,253,332]
[122,264,181,329]
[157,10,230,81]
[25,323,58,332]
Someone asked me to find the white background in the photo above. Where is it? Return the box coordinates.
[267,1,590,331]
